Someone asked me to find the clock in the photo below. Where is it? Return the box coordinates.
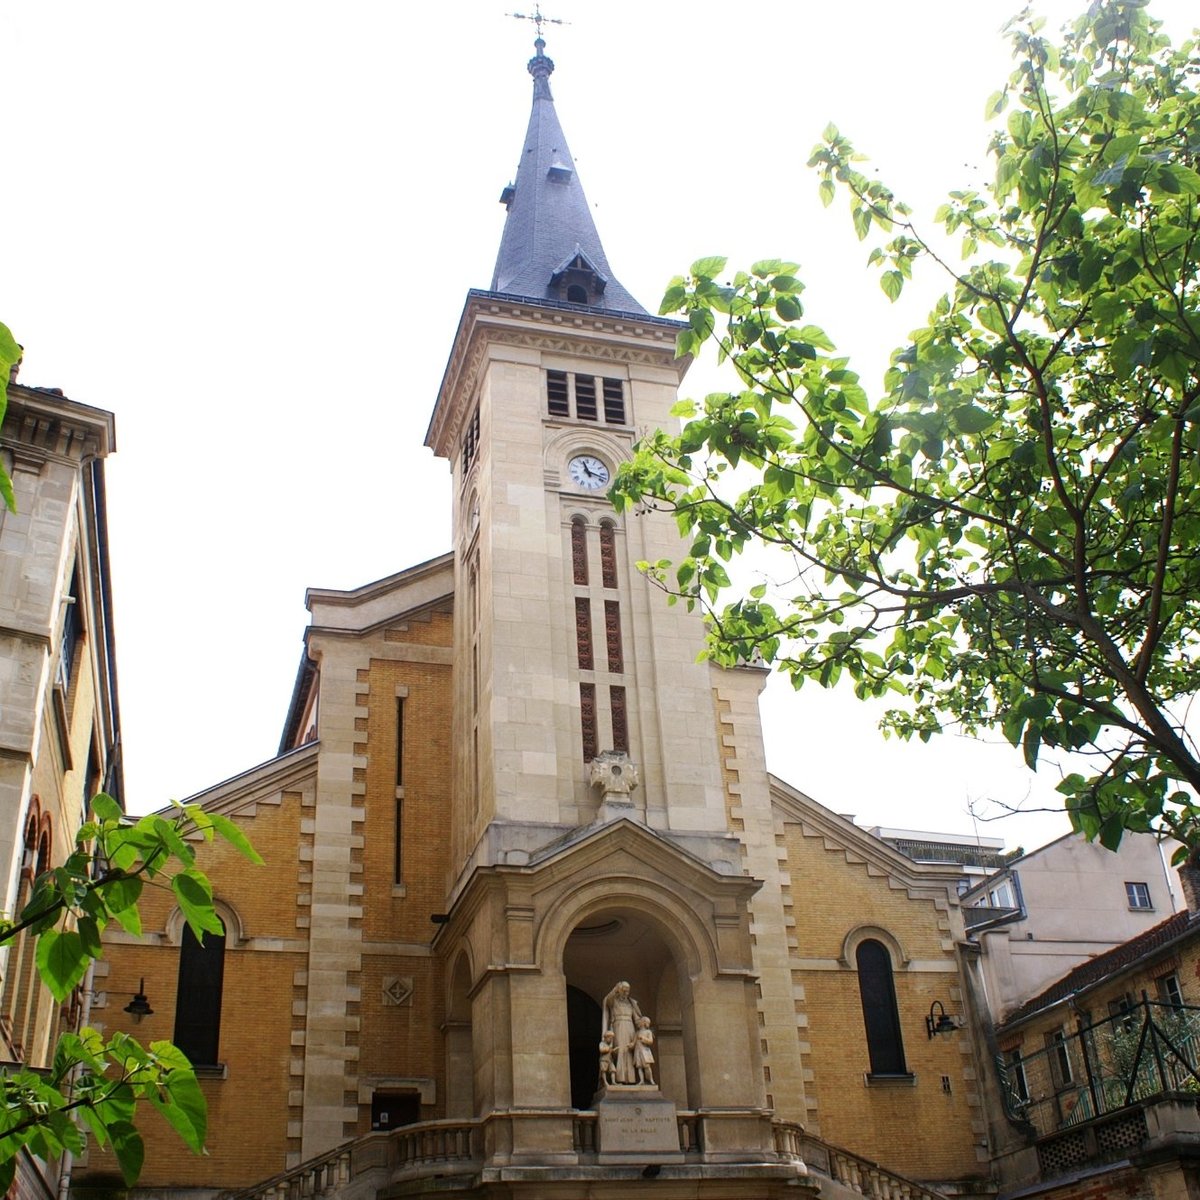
[568,454,610,490]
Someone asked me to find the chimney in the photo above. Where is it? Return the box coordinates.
[1178,853,1200,913]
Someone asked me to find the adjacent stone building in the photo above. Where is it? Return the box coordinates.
[0,374,122,1198]
[76,34,992,1200]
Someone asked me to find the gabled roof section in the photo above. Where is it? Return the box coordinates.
[1001,909,1199,1028]
[489,36,647,316]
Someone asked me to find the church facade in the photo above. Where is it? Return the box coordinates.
[75,35,990,1200]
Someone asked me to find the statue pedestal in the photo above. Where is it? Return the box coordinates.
[593,1087,683,1163]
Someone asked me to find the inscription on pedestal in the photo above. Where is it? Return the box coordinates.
[596,1092,683,1161]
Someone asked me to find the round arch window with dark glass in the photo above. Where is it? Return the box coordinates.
[855,938,908,1077]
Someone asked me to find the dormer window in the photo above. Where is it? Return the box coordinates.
[547,161,573,183]
[551,248,608,307]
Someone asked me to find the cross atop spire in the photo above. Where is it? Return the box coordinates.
[507,5,566,42]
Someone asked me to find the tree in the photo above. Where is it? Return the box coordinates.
[612,2,1200,851]
[0,319,20,512]
[0,795,262,1189]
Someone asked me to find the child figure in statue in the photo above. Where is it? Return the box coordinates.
[634,1016,656,1086]
[598,1030,617,1087]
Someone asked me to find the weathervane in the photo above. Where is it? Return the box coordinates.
[507,5,568,40]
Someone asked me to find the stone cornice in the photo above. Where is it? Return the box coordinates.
[2,385,116,463]
[426,290,690,460]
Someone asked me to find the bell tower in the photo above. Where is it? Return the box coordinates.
[427,36,735,877]
[423,33,811,1188]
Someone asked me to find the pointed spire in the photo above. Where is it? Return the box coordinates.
[490,34,647,315]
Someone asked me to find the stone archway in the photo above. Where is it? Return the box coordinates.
[562,908,688,1108]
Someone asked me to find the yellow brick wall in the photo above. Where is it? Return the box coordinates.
[82,786,311,1189]
[360,622,454,945]
[781,820,983,1179]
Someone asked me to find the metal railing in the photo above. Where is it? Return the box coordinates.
[997,998,1200,1141]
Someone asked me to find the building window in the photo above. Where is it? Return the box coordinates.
[604,601,623,673]
[611,686,628,753]
[58,563,83,692]
[1125,881,1153,910]
[395,698,405,787]
[1159,973,1183,1007]
[1006,1048,1030,1104]
[394,797,404,886]
[855,939,907,1076]
[575,375,597,421]
[580,684,597,762]
[547,370,570,417]
[174,925,226,1068]
[571,518,589,585]
[599,522,618,588]
[602,378,625,424]
[546,371,628,425]
[1047,1028,1073,1088]
[575,599,594,670]
[461,408,481,476]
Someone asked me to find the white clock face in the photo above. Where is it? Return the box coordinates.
[568,455,610,490]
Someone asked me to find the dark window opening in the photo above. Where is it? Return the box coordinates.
[602,378,625,424]
[571,518,588,585]
[611,686,628,753]
[59,563,83,690]
[604,601,623,673]
[566,284,588,304]
[394,797,404,886]
[371,1092,421,1131]
[1007,1049,1030,1102]
[566,986,604,1109]
[461,409,481,475]
[1048,1028,1073,1088]
[575,375,597,421]
[547,370,570,417]
[856,939,907,1076]
[575,599,594,670]
[599,524,618,588]
[580,684,597,762]
[174,925,226,1068]
[1160,973,1183,1007]
[396,698,405,787]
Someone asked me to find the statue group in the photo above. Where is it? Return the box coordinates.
[598,981,655,1087]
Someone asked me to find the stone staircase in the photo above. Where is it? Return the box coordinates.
[224,1116,977,1200]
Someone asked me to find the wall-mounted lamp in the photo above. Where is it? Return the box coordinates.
[123,979,154,1022]
[430,914,450,925]
[925,999,958,1039]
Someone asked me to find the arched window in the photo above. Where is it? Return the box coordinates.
[174,926,226,1067]
[856,938,907,1076]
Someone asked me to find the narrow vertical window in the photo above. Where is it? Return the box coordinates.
[394,797,404,885]
[602,378,625,424]
[174,925,226,1068]
[58,563,82,690]
[856,939,907,1076]
[1006,1049,1029,1103]
[611,686,628,753]
[580,684,597,761]
[547,370,570,417]
[599,523,618,588]
[575,375,597,421]
[1047,1028,1073,1087]
[461,408,481,475]
[604,601,623,673]
[571,518,589,585]
[395,698,405,787]
[575,599,594,670]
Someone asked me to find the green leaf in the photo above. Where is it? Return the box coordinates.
[108,1120,146,1186]
[153,1068,207,1153]
[90,792,123,823]
[171,870,224,939]
[880,271,903,302]
[207,812,264,865]
[35,929,89,1003]
[690,256,727,280]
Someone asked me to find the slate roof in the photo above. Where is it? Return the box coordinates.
[1001,908,1199,1028]
[489,37,647,316]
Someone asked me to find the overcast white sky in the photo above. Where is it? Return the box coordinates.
[3,1,1194,853]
